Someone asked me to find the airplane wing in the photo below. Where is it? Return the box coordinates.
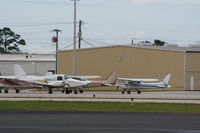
[70,76,102,79]
[117,78,159,82]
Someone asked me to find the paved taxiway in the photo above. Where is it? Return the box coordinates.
[0,91,200,104]
[0,111,200,133]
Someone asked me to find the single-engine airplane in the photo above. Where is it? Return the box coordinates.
[117,74,171,94]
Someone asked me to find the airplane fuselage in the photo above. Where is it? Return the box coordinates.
[118,82,169,89]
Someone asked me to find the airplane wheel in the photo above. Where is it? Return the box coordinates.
[4,89,8,94]
[48,89,53,94]
[127,90,131,94]
[15,89,20,94]
[137,91,141,94]
[62,90,65,93]
[74,91,78,94]
[69,90,73,94]
[80,90,83,93]
[0,90,1,93]
[66,90,69,94]
[122,91,125,94]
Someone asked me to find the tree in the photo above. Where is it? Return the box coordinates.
[0,27,26,53]
[154,40,165,46]
[140,40,151,43]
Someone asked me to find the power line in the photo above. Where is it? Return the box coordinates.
[48,42,74,54]
[61,43,74,49]
[84,38,116,45]
[82,39,95,47]
[0,22,74,27]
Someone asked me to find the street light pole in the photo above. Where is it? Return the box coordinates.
[71,0,79,76]
[52,29,62,74]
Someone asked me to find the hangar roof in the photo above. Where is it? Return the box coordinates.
[0,54,56,62]
[60,45,200,53]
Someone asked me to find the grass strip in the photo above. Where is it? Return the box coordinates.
[0,101,200,114]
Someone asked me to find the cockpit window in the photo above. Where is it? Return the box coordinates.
[64,75,70,80]
[44,76,57,81]
[57,76,63,81]
[128,81,141,84]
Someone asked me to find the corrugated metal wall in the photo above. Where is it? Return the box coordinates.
[58,46,184,88]
[186,52,200,90]
[0,61,55,76]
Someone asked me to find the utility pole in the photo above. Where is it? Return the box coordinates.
[131,38,137,45]
[52,29,62,74]
[78,20,83,49]
[71,0,79,76]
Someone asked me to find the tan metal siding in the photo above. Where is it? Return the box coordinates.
[58,51,72,75]
[187,53,200,71]
[115,47,184,87]
[186,53,200,90]
[58,46,184,88]
[186,72,200,90]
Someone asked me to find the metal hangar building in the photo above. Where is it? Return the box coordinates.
[0,54,56,76]
[58,45,200,90]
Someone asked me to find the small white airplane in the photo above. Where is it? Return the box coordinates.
[0,65,88,94]
[117,74,171,94]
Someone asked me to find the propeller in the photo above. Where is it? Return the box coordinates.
[62,81,70,89]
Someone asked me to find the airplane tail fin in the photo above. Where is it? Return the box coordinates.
[162,74,171,84]
[103,71,118,85]
[14,64,26,77]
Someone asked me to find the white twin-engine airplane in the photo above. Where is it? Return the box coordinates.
[44,72,117,94]
[117,74,171,94]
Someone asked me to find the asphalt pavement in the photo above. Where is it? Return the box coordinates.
[0,111,200,133]
[0,91,200,104]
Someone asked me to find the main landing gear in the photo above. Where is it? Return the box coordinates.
[79,90,84,94]
[73,89,84,94]
[65,89,72,94]
[121,90,142,94]
[47,88,84,95]
[15,89,20,94]
[65,89,83,95]
[48,88,53,94]
[121,89,131,94]
[4,89,8,94]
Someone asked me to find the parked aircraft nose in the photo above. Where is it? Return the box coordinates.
[67,79,88,88]
[62,81,70,86]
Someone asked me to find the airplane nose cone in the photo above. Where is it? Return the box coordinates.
[62,81,70,86]
[82,81,88,87]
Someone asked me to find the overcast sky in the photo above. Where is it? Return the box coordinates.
[1,0,200,53]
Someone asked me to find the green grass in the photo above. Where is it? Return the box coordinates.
[0,101,200,114]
